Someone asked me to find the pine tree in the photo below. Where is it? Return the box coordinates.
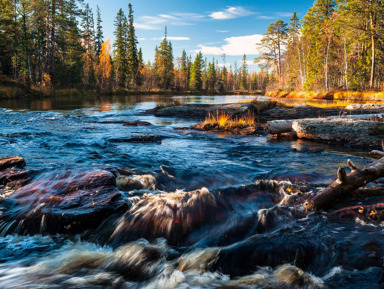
[155,27,174,89]
[95,5,103,59]
[126,3,138,88]
[207,60,216,91]
[189,52,203,91]
[240,54,248,89]
[113,8,127,88]
[81,3,95,86]
[286,12,304,89]
[302,0,336,90]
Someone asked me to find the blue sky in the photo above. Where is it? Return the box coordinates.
[88,0,313,71]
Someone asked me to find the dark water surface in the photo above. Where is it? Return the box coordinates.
[0,95,382,288]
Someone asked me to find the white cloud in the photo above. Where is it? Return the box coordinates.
[216,30,229,33]
[196,34,263,56]
[134,23,161,30]
[276,12,294,17]
[210,6,254,20]
[135,12,205,30]
[152,36,191,41]
[257,15,276,20]
[138,37,146,41]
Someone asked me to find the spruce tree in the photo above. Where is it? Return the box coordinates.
[189,52,203,91]
[95,5,103,59]
[240,54,248,90]
[113,8,128,88]
[155,27,174,89]
[126,3,138,88]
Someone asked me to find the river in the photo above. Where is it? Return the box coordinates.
[0,95,382,288]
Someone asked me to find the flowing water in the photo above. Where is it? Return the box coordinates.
[0,95,382,288]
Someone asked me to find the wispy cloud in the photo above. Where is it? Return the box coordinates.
[152,36,191,41]
[216,30,229,33]
[196,34,263,56]
[275,12,294,17]
[135,13,205,30]
[134,23,162,30]
[257,15,276,20]
[210,6,254,20]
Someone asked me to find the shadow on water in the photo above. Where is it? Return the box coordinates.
[0,95,382,288]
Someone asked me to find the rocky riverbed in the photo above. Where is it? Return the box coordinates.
[0,95,383,288]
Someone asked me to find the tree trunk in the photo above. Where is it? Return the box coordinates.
[50,0,56,83]
[369,0,375,90]
[344,36,348,90]
[310,157,384,210]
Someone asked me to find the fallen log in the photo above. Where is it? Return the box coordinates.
[309,158,384,210]
[370,141,384,158]
[266,120,295,134]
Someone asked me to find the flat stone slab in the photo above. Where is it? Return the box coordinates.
[292,118,382,148]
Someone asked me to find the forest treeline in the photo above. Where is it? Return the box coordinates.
[0,0,383,95]
[0,0,261,93]
[257,0,384,92]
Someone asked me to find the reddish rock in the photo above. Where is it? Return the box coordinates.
[0,170,129,235]
[0,156,26,170]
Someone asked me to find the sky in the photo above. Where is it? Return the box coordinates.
[88,0,313,71]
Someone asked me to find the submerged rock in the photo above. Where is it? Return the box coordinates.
[122,120,152,127]
[0,156,31,192]
[0,170,129,235]
[116,174,156,191]
[108,134,162,144]
[110,187,225,246]
[147,103,251,119]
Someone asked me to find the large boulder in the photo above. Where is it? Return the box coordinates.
[110,188,225,246]
[0,170,129,235]
[292,118,381,148]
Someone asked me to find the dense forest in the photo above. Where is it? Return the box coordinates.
[0,0,261,93]
[0,0,383,94]
[258,0,384,92]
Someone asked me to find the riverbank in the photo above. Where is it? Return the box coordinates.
[0,78,263,99]
[266,90,384,101]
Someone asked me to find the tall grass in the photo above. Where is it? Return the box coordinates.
[204,111,255,129]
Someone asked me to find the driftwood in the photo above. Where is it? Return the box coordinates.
[266,113,384,135]
[266,120,295,134]
[309,158,384,210]
[370,141,384,158]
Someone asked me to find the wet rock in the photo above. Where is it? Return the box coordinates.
[116,174,156,191]
[103,240,165,281]
[147,103,251,119]
[0,170,129,235]
[108,134,162,144]
[0,156,25,170]
[191,123,264,136]
[292,119,381,148]
[0,168,32,190]
[111,187,224,246]
[0,156,31,192]
[122,120,152,127]
[331,203,384,223]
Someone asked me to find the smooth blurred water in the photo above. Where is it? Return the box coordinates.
[0,94,380,289]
